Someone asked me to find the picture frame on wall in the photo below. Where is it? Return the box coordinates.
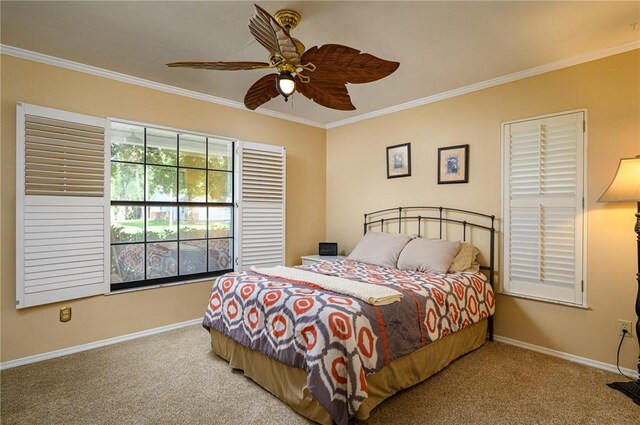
[386,143,411,178]
[438,144,469,184]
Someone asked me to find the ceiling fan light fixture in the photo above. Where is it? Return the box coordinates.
[276,71,296,101]
[168,4,399,111]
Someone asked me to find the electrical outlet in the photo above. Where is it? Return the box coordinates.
[60,306,72,322]
[618,320,632,337]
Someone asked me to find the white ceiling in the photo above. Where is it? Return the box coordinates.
[2,1,639,127]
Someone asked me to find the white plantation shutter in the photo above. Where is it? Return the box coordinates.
[503,111,585,305]
[16,103,109,308]
[236,141,285,271]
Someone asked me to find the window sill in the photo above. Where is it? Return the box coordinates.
[496,291,590,310]
[106,276,216,296]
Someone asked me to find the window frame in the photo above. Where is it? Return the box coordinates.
[500,109,588,308]
[108,118,236,292]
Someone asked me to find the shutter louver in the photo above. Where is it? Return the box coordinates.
[237,143,286,270]
[540,207,576,286]
[510,127,541,197]
[508,207,540,283]
[24,115,105,196]
[503,111,584,305]
[541,124,577,196]
[241,148,285,202]
[16,103,109,308]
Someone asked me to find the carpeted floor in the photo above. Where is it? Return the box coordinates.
[1,324,637,424]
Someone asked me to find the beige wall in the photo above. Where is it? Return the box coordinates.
[0,55,326,362]
[2,50,638,371]
[326,50,640,370]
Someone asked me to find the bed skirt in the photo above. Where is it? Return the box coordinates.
[210,318,488,424]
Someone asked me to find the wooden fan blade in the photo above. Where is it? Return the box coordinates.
[300,44,399,84]
[166,61,271,71]
[249,4,300,65]
[244,74,280,110]
[295,76,355,111]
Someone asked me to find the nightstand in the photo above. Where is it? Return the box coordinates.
[301,255,346,265]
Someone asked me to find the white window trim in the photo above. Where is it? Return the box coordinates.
[500,109,588,308]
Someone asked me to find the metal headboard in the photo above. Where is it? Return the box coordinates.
[363,206,496,340]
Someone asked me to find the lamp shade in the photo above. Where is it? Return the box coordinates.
[598,156,640,203]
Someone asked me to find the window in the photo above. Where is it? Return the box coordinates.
[16,102,286,307]
[502,111,586,306]
[109,122,234,291]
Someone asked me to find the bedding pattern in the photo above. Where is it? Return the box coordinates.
[203,259,495,425]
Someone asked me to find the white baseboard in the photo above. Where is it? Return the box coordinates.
[2,322,637,380]
[0,318,202,370]
[494,334,640,380]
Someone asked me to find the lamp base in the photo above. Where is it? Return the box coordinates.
[607,380,640,406]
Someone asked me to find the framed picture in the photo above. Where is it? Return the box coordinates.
[438,144,469,184]
[386,143,411,178]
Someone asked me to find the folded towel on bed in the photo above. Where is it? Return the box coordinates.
[250,265,403,306]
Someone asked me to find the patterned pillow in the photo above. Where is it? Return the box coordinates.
[348,231,412,268]
[448,242,480,273]
[397,238,460,274]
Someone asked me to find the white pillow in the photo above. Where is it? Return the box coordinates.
[397,238,460,274]
[348,232,412,268]
[448,242,480,273]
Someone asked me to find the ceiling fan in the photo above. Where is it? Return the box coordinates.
[167,4,399,111]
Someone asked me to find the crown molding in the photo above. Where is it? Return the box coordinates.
[3,41,638,131]
[326,40,640,129]
[0,44,325,129]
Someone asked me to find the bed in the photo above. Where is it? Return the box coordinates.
[203,206,496,424]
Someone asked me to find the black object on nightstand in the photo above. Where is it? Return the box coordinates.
[319,242,338,256]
